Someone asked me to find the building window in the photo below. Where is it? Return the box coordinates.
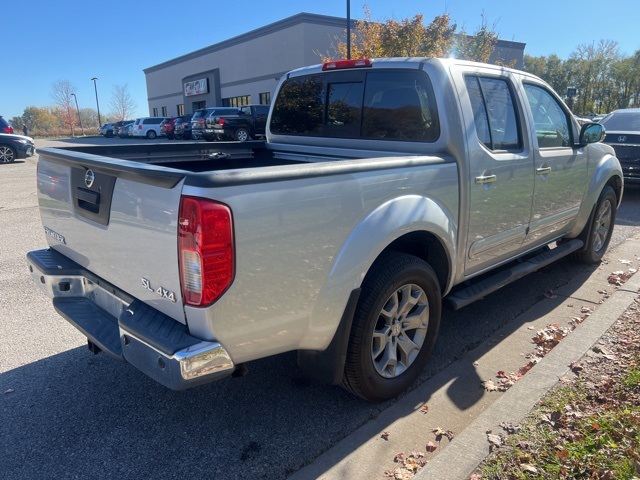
[222,95,251,107]
[193,101,206,111]
[177,104,184,116]
[259,92,271,105]
[161,106,168,117]
[152,107,158,116]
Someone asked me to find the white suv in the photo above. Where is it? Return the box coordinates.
[130,117,166,139]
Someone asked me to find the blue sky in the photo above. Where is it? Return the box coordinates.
[3,0,638,122]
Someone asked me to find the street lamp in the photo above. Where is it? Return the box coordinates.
[70,93,85,136]
[346,0,351,60]
[91,77,102,128]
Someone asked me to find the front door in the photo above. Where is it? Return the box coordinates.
[521,83,588,247]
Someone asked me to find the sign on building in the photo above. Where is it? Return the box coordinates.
[184,79,209,97]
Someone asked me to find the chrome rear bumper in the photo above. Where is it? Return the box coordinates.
[27,248,235,389]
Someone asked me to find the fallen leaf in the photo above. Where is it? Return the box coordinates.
[425,442,437,453]
[482,380,499,392]
[381,431,390,440]
[487,433,502,450]
[521,464,538,473]
[420,405,429,414]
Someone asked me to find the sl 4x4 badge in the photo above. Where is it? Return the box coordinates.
[141,278,177,303]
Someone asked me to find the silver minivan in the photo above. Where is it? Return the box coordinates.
[130,117,166,139]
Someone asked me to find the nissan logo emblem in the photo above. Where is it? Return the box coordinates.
[84,169,95,188]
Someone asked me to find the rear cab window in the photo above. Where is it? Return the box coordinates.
[464,75,522,152]
[270,69,439,142]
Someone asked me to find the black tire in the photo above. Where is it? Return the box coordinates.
[235,128,251,142]
[572,186,617,264]
[106,130,113,138]
[342,253,441,402]
[146,130,157,139]
[0,145,17,163]
[167,134,174,140]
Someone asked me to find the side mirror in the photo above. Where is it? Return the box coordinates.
[579,122,605,145]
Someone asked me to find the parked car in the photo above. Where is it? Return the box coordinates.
[99,123,116,137]
[600,108,640,184]
[112,120,133,137]
[0,116,14,134]
[0,133,35,163]
[160,117,178,139]
[173,114,193,139]
[191,108,239,140]
[118,122,134,138]
[130,117,166,139]
[208,104,270,141]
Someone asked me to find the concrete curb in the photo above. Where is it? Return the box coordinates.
[415,264,640,479]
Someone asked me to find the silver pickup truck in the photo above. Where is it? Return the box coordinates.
[28,58,623,401]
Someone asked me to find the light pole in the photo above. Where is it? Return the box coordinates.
[70,93,85,136]
[91,77,102,128]
[346,0,351,60]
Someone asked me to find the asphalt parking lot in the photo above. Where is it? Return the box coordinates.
[1,139,639,479]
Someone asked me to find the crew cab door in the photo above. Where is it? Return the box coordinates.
[463,74,534,275]
[520,83,588,246]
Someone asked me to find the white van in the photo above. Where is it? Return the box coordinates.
[130,117,165,139]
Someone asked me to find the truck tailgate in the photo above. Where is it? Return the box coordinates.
[36,149,188,324]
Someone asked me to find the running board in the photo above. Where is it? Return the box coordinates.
[445,239,584,310]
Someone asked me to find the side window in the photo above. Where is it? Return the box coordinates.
[362,71,439,141]
[523,84,572,148]
[465,75,521,151]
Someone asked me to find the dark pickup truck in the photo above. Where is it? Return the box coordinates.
[207,104,270,141]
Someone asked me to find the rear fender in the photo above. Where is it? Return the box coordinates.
[304,194,456,351]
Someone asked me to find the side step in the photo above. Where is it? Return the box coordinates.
[445,239,584,310]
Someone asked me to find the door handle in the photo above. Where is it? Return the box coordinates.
[536,167,552,175]
[474,174,496,185]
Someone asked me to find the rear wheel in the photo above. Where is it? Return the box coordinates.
[572,185,617,264]
[235,128,250,142]
[342,253,441,402]
[146,130,157,139]
[0,145,17,163]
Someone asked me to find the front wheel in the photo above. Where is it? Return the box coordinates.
[342,253,441,402]
[0,145,17,163]
[572,186,617,264]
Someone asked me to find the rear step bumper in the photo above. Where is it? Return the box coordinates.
[27,248,235,389]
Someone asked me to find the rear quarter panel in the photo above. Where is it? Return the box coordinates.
[183,158,458,364]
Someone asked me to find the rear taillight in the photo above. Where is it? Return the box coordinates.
[2,125,13,134]
[178,196,234,307]
[219,118,226,125]
[137,125,142,129]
